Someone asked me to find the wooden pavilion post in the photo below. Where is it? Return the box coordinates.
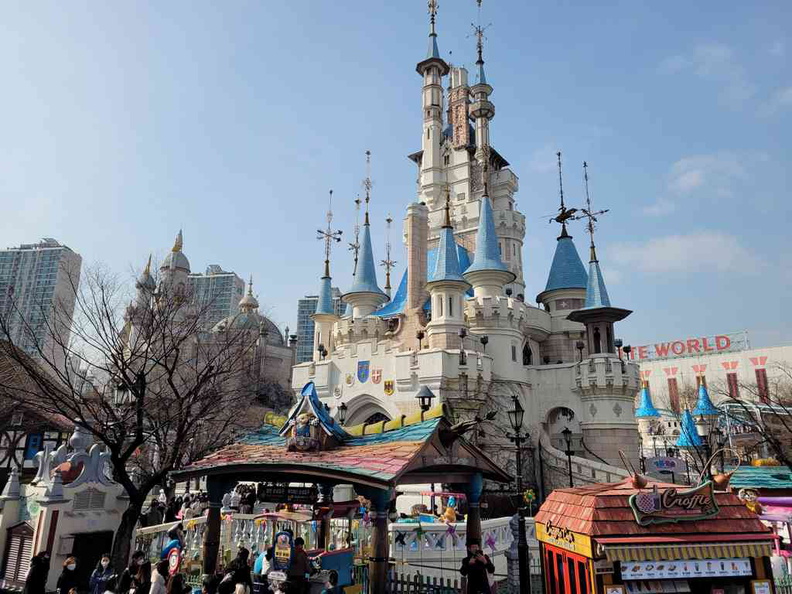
[358,487,393,593]
[203,477,232,577]
[316,483,334,550]
[464,473,484,546]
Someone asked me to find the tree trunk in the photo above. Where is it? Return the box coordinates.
[112,499,143,573]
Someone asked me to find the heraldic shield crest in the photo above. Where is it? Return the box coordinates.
[357,360,370,383]
[372,369,382,384]
[384,380,395,395]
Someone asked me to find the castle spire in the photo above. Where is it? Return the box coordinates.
[172,229,183,253]
[463,166,515,297]
[380,214,396,298]
[635,382,661,418]
[343,153,388,318]
[469,8,495,167]
[315,190,342,316]
[579,162,612,308]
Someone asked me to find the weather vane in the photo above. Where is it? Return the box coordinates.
[579,161,609,261]
[317,189,342,277]
[349,194,361,275]
[362,150,373,226]
[428,0,438,32]
[548,151,578,234]
[380,214,396,296]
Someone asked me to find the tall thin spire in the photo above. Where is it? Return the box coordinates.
[580,161,609,263]
[443,183,452,228]
[315,190,342,317]
[427,0,439,58]
[349,195,362,276]
[363,150,372,226]
[172,229,183,252]
[143,254,152,276]
[471,2,490,85]
[380,214,396,297]
[316,190,342,279]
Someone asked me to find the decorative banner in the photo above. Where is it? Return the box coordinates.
[372,369,382,384]
[630,481,719,526]
[384,380,395,396]
[357,361,370,383]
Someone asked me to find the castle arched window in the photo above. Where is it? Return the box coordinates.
[593,327,602,354]
[522,343,533,365]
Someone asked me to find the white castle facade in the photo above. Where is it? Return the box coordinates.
[292,5,640,492]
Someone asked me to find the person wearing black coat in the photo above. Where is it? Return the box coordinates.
[459,540,495,594]
[118,552,145,594]
[24,551,51,594]
[89,555,114,594]
[56,557,81,594]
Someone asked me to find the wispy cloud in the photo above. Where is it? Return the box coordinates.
[659,43,756,108]
[642,152,751,217]
[610,231,764,275]
[759,86,792,116]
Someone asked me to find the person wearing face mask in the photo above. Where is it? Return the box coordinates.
[57,557,81,594]
[90,555,114,594]
[119,551,145,594]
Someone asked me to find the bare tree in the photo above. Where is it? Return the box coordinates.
[0,263,265,569]
[710,364,792,471]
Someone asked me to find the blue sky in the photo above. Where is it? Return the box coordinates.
[1,0,790,348]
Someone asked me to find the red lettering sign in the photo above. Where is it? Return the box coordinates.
[715,335,731,350]
[686,338,700,353]
[671,341,685,355]
[637,346,649,360]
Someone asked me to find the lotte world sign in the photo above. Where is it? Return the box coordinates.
[626,331,750,361]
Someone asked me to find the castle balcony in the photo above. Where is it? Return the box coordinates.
[490,168,519,194]
[573,353,640,397]
[465,296,551,339]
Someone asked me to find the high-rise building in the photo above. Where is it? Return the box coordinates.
[295,288,343,363]
[188,265,246,330]
[0,239,82,369]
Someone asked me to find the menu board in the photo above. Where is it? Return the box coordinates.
[621,558,752,580]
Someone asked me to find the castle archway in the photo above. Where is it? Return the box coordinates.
[344,394,393,426]
[545,406,581,454]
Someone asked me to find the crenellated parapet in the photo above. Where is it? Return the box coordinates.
[465,295,551,339]
[333,315,388,346]
[573,353,640,398]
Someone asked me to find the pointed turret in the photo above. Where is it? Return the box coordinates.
[567,163,631,354]
[635,382,661,418]
[426,193,470,349]
[313,191,343,360]
[239,276,259,313]
[416,0,450,76]
[463,186,515,298]
[470,21,495,164]
[676,409,704,448]
[692,383,719,418]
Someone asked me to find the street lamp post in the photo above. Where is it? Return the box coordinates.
[337,402,348,425]
[561,427,574,488]
[507,396,530,594]
[416,385,435,418]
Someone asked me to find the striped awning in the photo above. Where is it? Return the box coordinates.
[603,541,775,562]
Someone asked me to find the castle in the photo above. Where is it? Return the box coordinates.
[291,2,640,492]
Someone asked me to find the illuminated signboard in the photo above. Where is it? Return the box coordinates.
[626,331,749,361]
[629,482,719,526]
[620,558,752,580]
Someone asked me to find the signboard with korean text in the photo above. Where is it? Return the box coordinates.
[626,331,749,361]
[629,482,719,526]
[645,457,687,475]
[620,558,752,580]
[536,521,593,557]
[257,483,318,504]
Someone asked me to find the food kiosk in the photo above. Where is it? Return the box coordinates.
[535,478,778,594]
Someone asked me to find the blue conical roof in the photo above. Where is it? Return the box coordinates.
[692,384,719,417]
[346,224,387,298]
[584,258,612,308]
[676,409,704,448]
[544,233,588,292]
[428,33,440,59]
[465,195,513,276]
[428,225,466,283]
[635,384,661,418]
[315,275,335,316]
